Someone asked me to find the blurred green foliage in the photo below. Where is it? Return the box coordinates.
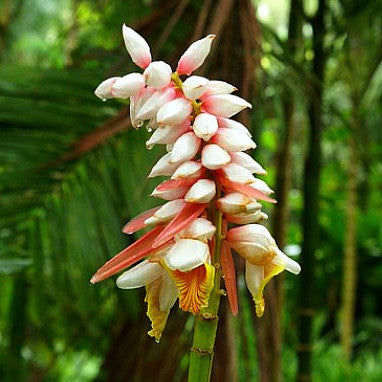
[0,0,381,381]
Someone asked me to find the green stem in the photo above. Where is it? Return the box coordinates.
[188,203,223,382]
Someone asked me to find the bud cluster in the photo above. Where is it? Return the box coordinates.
[92,25,300,340]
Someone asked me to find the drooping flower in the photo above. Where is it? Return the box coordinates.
[91,25,300,340]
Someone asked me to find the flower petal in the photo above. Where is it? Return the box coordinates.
[146,121,190,148]
[171,263,215,314]
[217,173,276,203]
[272,248,301,275]
[221,240,238,315]
[122,205,161,234]
[177,35,216,75]
[94,77,120,100]
[245,261,283,317]
[171,161,203,179]
[165,239,210,271]
[90,226,168,283]
[112,73,145,98]
[122,24,152,69]
[193,113,218,141]
[201,144,231,170]
[230,152,266,174]
[153,203,208,248]
[210,128,256,152]
[202,80,237,97]
[170,132,201,164]
[144,199,187,226]
[221,163,256,184]
[116,260,164,289]
[182,76,209,100]
[157,98,192,126]
[144,61,172,88]
[184,179,216,203]
[178,218,216,242]
[159,272,179,311]
[202,94,252,118]
[148,152,179,178]
[217,117,251,137]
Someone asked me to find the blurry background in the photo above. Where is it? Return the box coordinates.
[0,0,381,381]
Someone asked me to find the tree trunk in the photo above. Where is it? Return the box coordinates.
[297,0,327,380]
[340,109,359,360]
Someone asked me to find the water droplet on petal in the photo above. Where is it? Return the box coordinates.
[102,98,107,102]
[147,127,152,133]
[146,143,154,150]
[136,120,144,128]
[155,338,160,344]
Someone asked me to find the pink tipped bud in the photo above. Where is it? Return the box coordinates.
[203,94,252,118]
[216,192,261,215]
[217,117,252,137]
[221,163,256,184]
[184,179,216,203]
[230,152,266,175]
[111,73,145,98]
[211,128,256,152]
[94,77,120,100]
[144,61,172,88]
[171,161,203,179]
[201,144,231,170]
[157,98,192,126]
[179,218,216,242]
[202,80,237,97]
[170,132,201,164]
[182,76,209,100]
[122,24,152,69]
[193,113,218,141]
[177,35,216,75]
[148,152,178,178]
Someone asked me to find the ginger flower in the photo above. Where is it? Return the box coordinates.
[91,25,300,341]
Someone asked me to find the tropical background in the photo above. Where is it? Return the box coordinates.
[0,0,381,381]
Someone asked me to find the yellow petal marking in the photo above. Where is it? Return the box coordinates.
[145,279,170,341]
[253,264,283,317]
[171,263,215,315]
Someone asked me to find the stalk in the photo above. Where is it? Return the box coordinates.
[188,199,223,382]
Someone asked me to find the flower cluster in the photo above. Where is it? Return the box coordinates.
[91,25,300,341]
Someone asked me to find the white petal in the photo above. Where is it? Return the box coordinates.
[177,35,216,75]
[227,224,275,246]
[144,61,172,88]
[250,179,273,194]
[171,161,203,179]
[148,152,179,178]
[245,261,264,297]
[218,117,251,137]
[116,260,163,289]
[211,128,256,152]
[203,94,252,118]
[111,73,145,98]
[159,272,179,310]
[179,218,216,241]
[272,248,301,275]
[144,199,186,226]
[202,80,237,96]
[226,210,268,224]
[136,87,176,121]
[201,144,231,170]
[230,152,266,175]
[216,192,256,214]
[222,163,255,184]
[151,186,189,201]
[157,98,192,126]
[182,75,209,100]
[193,113,218,141]
[146,122,189,148]
[164,239,209,271]
[122,24,152,69]
[184,179,216,203]
[170,132,201,164]
[94,77,120,100]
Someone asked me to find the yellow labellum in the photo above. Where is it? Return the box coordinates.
[145,280,170,341]
[254,264,283,317]
[172,263,215,315]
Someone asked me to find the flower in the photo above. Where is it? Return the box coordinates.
[91,25,300,340]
